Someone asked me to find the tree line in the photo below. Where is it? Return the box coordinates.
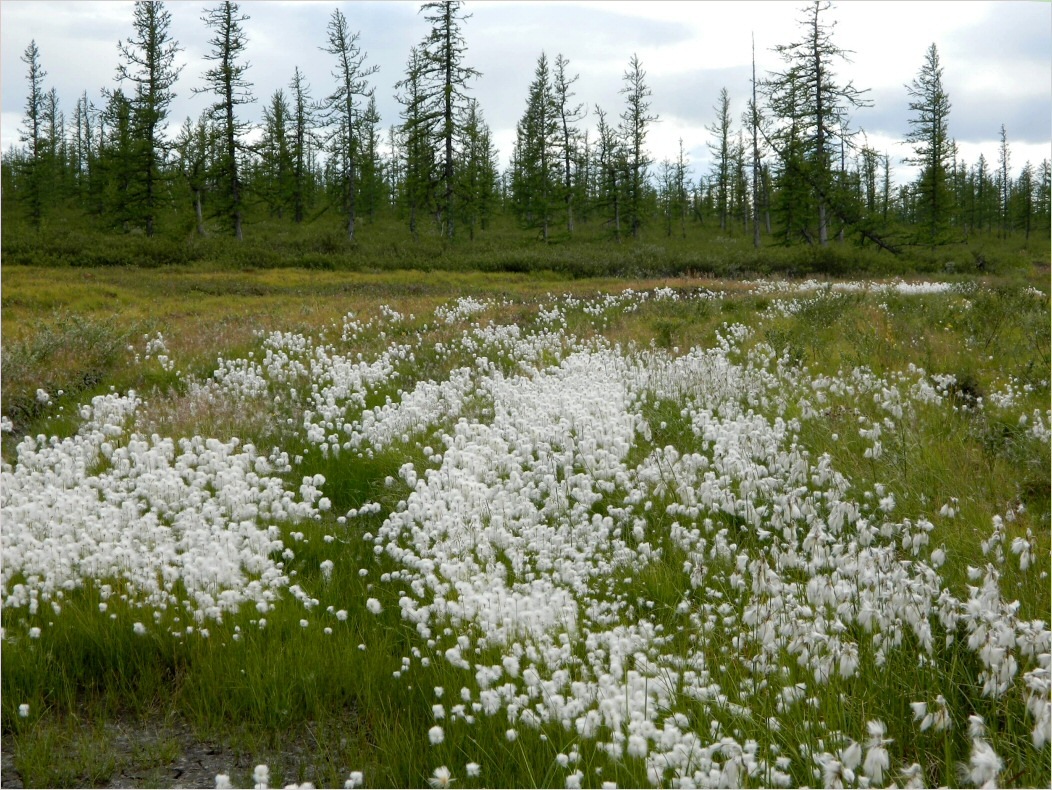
[4,0,1050,255]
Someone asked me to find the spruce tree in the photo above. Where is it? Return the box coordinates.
[359,95,385,221]
[456,98,499,239]
[98,88,137,229]
[173,113,213,237]
[258,90,294,219]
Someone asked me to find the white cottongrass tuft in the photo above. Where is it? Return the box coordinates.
[253,764,270,789]
[465,762,480,778]
[863,720,892,784]
[428,766,453,788]
[18,703,29,718]
[428,725,444,745]
[962,737,1003,789]
[366,598,382,615]
[344,771,363,789]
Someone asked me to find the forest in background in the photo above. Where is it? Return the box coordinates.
[2,0,1050,276]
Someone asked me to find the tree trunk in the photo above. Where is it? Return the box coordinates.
[194,190,206,236]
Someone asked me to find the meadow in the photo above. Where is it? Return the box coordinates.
[1,263,1049,789]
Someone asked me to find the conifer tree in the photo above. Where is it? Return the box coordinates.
[321,8,378,240]
[173,113,213,237]
[998,124,1011,237]
[513,52,560,241]
[396,45,439,237]
[288,67,317,224]
[98,88,136,229]
[419,0,479,240]
[904,43,953,249]
[196,1,254,240]
[594,106,625,242]
[456,98,499,239]
[749,34,763,247]
[115,0,182,236]
[359,95,385,221]
[765,0,870,245]
[257,89,294,219]
[553,54,585,234]
[618,54,657,239]
[19,40,47,227]
[707,87,732,232]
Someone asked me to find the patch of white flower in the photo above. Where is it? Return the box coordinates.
[2,282,1048,787]
[2,390,320,627]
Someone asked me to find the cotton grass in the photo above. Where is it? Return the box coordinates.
[3,280,1049,788]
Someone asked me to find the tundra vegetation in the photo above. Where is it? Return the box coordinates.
[1,266,1049,789]
[2,0,1050,787]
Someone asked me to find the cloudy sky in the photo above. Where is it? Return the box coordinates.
[2,0,1049,186]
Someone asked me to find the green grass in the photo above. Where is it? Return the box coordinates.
[3,209,1047,280]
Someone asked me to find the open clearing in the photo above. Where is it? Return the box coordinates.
[1,268,1049,789]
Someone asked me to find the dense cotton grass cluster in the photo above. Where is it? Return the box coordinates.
[2,279,1048,788]
[1,390,319,632]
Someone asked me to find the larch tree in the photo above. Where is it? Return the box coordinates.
[998,124,1011,237]
[749,34,763,248]
[115,0,182,236]
[765,0,870,245]
[1013,161,1034,242]
[456,97,499,240]
[395,45,439,238]
[419,0,479,240]
[195,1,254,240]
[321,8,378,241]
[98,87,136,229]
[594,106,625,242]
[70,92,99,210]
[257,89,294,219]
[19,40,47,228]
[707,87,732,232]
[513,52,560,241]
[553,53,585,234]
[904,42,953,249]
[288,67,317,224]
[618,53,657,239]
[173,112,213,237]
[42,87,66,208]
[359,95,385,221]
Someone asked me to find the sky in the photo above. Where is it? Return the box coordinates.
[2,0,1050,187]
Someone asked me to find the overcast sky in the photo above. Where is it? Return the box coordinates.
[2,0,1049,186]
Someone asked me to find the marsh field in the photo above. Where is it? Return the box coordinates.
[1,264,1049,789]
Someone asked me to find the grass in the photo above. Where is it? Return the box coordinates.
[2,209,1048,280]
[1,264,1049,789]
